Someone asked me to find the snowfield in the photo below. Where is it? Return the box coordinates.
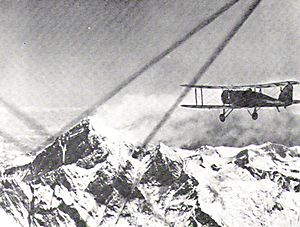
[0,119,299,226]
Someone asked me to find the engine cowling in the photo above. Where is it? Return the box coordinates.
[221,90,230,104]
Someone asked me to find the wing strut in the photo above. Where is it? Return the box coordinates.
[195,88,204,106]
[194,88,204,106]
[200,88,204,106]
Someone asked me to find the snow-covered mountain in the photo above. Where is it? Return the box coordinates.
[0,119,299,227]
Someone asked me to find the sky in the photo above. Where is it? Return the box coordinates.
[0,0,299,150]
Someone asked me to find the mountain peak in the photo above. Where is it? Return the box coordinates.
[1,120,300,226]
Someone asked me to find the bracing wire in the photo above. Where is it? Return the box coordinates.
[142,0,262,147]
[33,0,240,153]
[0,97,51,137]
[8,1,243,223]
[115,0,262,224]
[0,97,51,151]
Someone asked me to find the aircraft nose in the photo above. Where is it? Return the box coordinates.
[221,90,230,104]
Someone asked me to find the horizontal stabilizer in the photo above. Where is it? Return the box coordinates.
[293,100,300,104]
[181,81,300,89]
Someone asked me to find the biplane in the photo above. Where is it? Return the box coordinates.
[181,81,300,122]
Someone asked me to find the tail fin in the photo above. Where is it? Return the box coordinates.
[278,84,293,105]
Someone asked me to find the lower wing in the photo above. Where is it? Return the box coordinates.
[181,102,300,109]
[181,105,235,109]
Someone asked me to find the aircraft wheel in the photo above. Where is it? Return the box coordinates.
[252,112,258,120]
[219,114,226,122]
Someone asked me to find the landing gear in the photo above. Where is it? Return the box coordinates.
[247,108,259,120]
[219,114,226,122]
[251,112,258,120]
[219,109,234,122]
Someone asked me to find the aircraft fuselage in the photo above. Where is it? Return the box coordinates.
[221,90,287,108]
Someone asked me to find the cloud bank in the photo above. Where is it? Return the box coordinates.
[92,94,300,148]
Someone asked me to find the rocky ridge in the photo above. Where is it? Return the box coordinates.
[0,119,299,226]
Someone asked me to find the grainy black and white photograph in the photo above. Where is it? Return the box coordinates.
[0,0,299,226]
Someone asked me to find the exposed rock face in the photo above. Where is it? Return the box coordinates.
[0,119,299,226]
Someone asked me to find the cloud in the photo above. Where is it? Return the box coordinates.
[91,94,300,148]
[168,110,300,148]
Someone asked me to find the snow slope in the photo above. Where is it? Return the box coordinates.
[0,119,299,226]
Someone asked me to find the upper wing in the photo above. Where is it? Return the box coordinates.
[181,85,233,89]
[181,81,300,89]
